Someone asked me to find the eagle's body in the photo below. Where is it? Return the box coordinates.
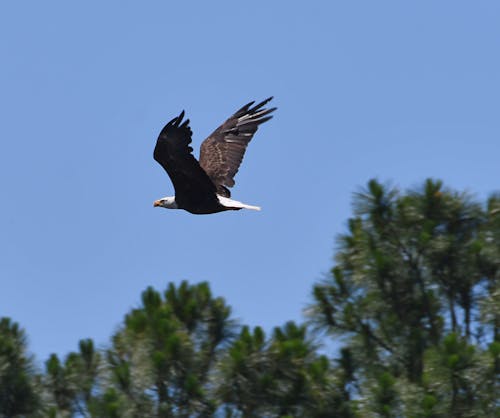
[153,97,276,214]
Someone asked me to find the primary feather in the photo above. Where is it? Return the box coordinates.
[199,97,276,197]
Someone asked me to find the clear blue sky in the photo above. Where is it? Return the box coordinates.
[1,1,499,363]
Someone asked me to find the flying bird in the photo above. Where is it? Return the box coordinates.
[153,97,276,214]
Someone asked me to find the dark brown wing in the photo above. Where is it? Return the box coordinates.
[154,111,217,202]
[198,97,276,197]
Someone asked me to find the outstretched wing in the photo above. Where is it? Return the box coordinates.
[154,111,217,200]
[199,97,276,197]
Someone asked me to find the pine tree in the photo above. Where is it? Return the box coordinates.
[308,179,500,416]
[0,317,40,417]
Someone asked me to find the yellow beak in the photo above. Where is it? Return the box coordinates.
[153,200,161,207]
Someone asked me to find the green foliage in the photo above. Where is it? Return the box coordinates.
[43,337,101,417]
[0,317,39,417]
[309,179,500,417]
[103,281,231,417]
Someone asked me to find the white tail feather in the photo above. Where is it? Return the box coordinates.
[218,195,261,211]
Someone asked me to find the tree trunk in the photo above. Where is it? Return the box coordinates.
[449,294,457,333]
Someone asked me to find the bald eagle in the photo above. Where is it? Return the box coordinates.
[153,97,276,214]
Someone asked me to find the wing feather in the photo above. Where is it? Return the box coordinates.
[154,112,217,201]
[198,97,276,197]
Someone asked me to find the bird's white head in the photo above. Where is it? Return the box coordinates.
[153,196,178,209]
